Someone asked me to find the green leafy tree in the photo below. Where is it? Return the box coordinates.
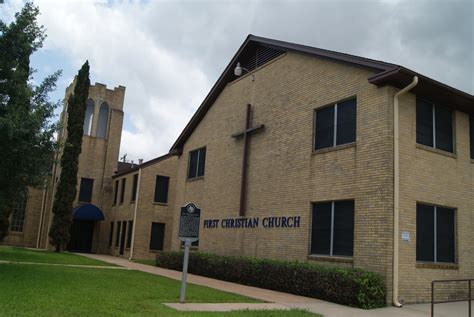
[49,61,90,252]
[0,3,61,240]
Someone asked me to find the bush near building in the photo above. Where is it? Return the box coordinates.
[155,251,386,309]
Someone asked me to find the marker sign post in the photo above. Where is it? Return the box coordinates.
[178,203,200,304]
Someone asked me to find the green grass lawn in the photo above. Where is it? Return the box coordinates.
[0,247,319,317]
[0,246,114,266]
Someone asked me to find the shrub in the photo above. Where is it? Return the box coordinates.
[156,251,385,309]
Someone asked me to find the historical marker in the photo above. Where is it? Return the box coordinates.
[178,203,200,304]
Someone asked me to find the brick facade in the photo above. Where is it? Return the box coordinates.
[3,37,472,305]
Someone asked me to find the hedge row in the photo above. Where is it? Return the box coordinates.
[155,251,385,309]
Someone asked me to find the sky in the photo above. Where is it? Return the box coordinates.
[2,0,473,162]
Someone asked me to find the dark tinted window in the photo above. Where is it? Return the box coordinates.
[315,106,335,150]
[436,207,455,263]
[108,222,114,247]
[416,204,455,263]
[336,99,357,146]
[435,106,453,152]
[333,200,354,256]
[416,99,434,147]
[311,202,332,254]
[120,179,126,204]
[78,178,94,202]
[154,176,170,203]
[115,222,121,247]
[126,220,133,248]
[131,174,138,202]
[416,204,434,262]
[113,180,119,205]
[188,148,206,179]
[470,114,474,159]
[150,222,165,251]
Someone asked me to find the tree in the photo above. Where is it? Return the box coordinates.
[0,3,61,240]
[49,61,90,252]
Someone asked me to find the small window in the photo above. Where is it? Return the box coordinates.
[96,102,109,138]
[83,99,94,136]
[154,176,169,204]
[10,193,28,232]
[470,114,474,160]
[131,174,138,202]
[314,98,356,150]
[187,147,206,179]
[416,203,455,263]
[78,178,94,203]
[120,178,126,204]
[311,200,354,257]
[126,220,133,248]
[108,222,114,247]
[416,99,454,153]
[113,180,119,205]
[150,222,165,251]
[115,221,121,247]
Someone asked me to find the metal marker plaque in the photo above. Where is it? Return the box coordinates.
[178,203,200,304]
[179,203,201,240]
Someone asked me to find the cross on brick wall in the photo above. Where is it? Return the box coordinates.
[231,104,265,216]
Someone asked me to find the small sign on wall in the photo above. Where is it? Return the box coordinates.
[402,231,410,243]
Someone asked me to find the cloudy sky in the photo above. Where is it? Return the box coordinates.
[3,0,473,162]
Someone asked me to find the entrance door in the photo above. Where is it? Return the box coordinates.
[68,220,94,253]
[119,221,127,255]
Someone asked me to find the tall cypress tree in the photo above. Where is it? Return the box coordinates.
[0,3,60,240]
[49,61,90,252]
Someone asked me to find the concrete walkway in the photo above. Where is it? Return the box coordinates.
[80,253,471,317]
[0,259,125,269]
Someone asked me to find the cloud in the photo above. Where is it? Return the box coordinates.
[9,0,471,161]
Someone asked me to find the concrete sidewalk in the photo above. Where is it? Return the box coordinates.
[80,253,470,317]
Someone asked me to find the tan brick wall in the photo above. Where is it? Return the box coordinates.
[1,188,44,248]
[105,155,178,260]
[172,52,395,300]
[397,91,474,303]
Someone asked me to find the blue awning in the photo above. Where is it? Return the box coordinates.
[73,204,105,221]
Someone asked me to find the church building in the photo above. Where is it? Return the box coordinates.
[2,35,473,305]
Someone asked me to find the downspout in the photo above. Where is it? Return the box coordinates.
[393,76,418,307]
[129,166,142,260]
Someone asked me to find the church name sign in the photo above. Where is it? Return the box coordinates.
[203,216,301,229]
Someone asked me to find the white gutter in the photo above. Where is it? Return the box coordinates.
[129,166,142,260]
[393,76,418,307]
[36,183,48,249]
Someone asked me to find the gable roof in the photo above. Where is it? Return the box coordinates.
[170,34,473,153]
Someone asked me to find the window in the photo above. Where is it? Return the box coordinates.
[470,114,474,160]
[96,102,109,138]
[314,98,356,150]
[311,200,354,256]
[83,99,94,136]
[187,147,206,179]
[131,174,138,202]
[120,178,126,204]
[108,222,114,247]
[150,222,165,251]
[115,221,121,247]
[78,178,94,202]
[154,176,169,203]
[113,180,119,205]
[10,193,28,232]
[416,99,454,153]
[416,204,455,263]
[126,221,133,248]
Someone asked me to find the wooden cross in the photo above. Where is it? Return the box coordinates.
[231,104,265,217]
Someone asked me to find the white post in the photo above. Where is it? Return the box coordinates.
[179,239,191,304]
